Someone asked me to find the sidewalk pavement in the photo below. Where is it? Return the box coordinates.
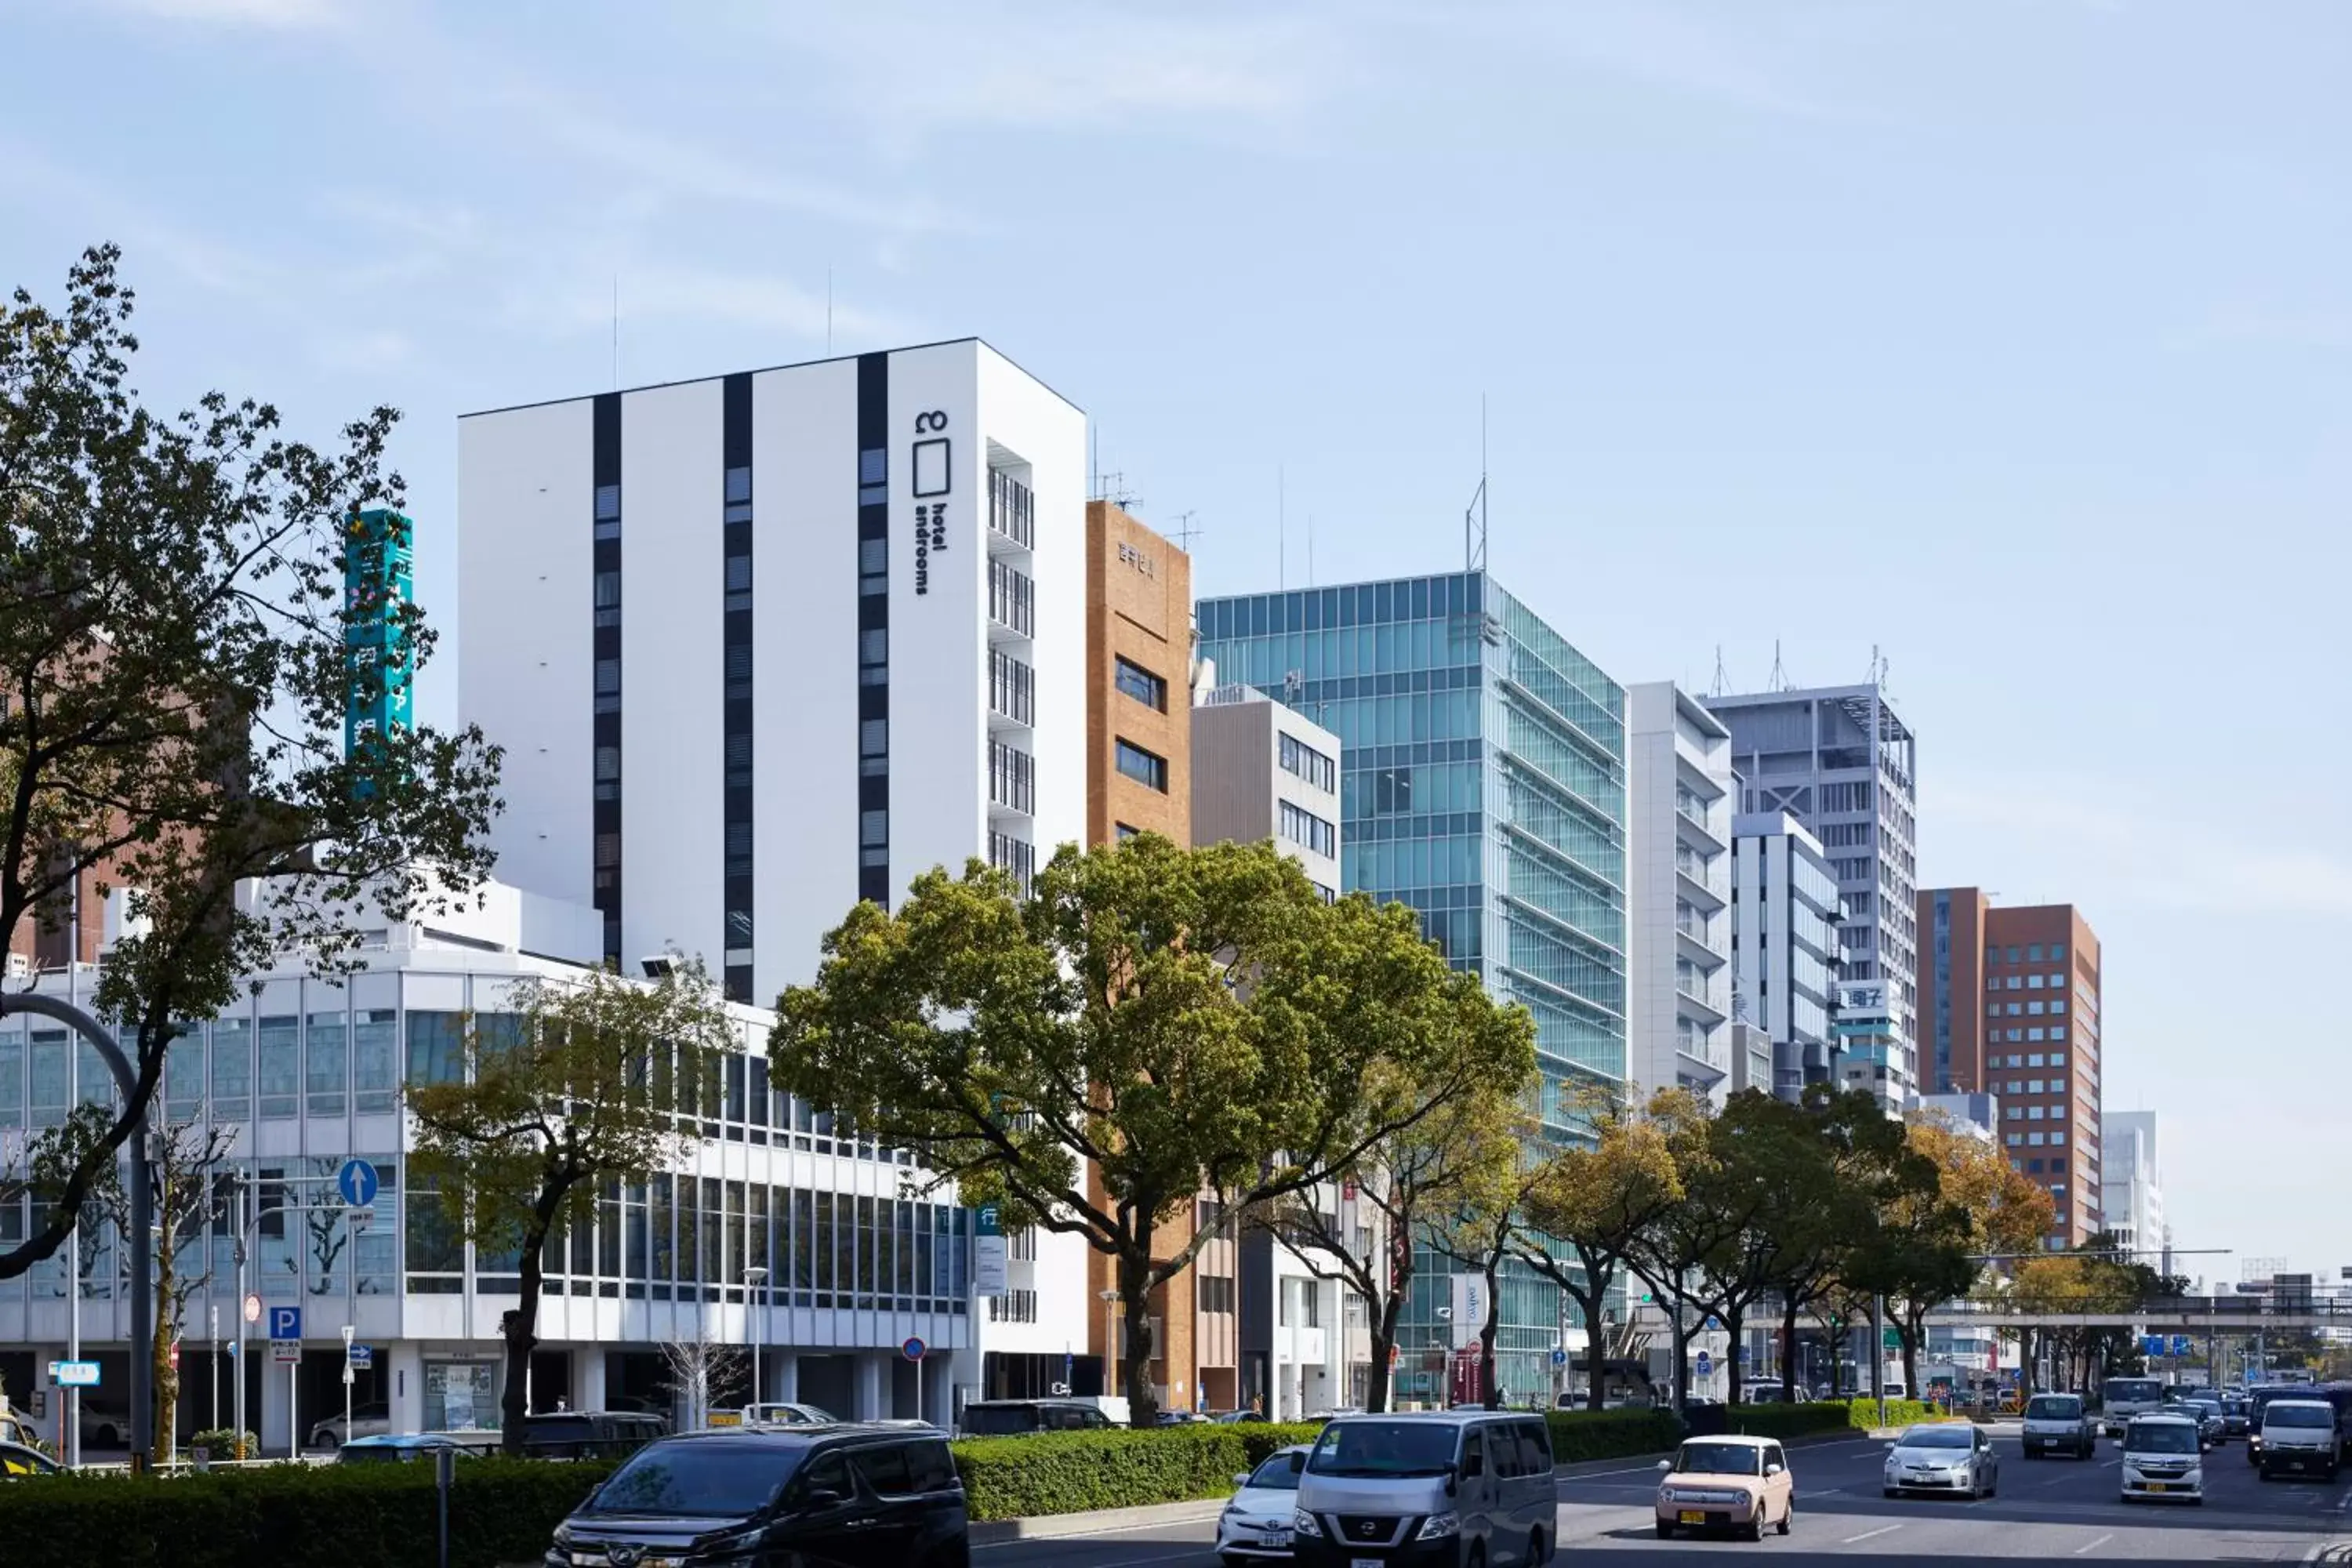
[971,1428,1877,1544]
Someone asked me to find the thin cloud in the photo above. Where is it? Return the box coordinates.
[1934,775,2352,918]
[81,0,341,26]
[777,2,1343,140]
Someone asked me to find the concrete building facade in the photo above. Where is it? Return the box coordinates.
[2101,1110,2165,1262]
[1705,684,1918,1109]
[1623,683,1734,1106]
[0,882,1000,1448]
[1728,811,1843,1101]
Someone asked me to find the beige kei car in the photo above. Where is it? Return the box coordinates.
[1656,1434,1797,1540]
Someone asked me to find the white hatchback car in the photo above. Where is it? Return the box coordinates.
[2120,1414,2204,1503]
[1218,1444,1308,1563]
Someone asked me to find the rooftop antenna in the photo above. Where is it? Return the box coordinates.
[1868,644,1891,692]
[1171,511,1203,553]
[1769,640,1791,692]
[1711,644,1730,698]
[1464,394,1488,574]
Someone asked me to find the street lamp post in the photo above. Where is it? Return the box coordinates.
[744,1267,769,1410]
[1097,1289,1120,1403]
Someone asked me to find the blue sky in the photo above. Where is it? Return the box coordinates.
[8,0,2347,1274]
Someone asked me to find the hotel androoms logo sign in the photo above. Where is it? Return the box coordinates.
[911,409,950,595]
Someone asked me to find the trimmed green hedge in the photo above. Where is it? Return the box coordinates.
[1544,1407,1682,1461]
[1828,1396,1933,1431]
[0,1456,615,1568]
[953,1425,1250,1521]
[1726,1403,1853,1439]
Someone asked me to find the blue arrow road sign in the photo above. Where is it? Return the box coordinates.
[268,1305,303,1341]
[1550,1348,1570,1367]
[337,1159,379,1208]
[349,1344,373,1370]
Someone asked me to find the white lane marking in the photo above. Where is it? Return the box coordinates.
[2072,1533,2114,1555]
[1842,1524,1904,1544]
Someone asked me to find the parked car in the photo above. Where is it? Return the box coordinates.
[1882,1423,2000,1500]
[2021,1392,2098,1461]
[336,1432,499,1465]
[74,1400,130,1450]
[1156,1410,1210,1425]
[548,1423,967,1568]
[1655,1435,1795,1541]
[1217,1444,1308,1563]
[2119,1414,2204,1504]
[521,1410,668,1461]
[0,1442,60,1479]
[1210,1410,1269,1425]
[1291,1411,1555,1568]
[959,1399,1119,1436]
[741,1402,841,1428]
[308,1400,393,1450]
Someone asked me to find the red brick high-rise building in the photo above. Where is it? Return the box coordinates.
[1918,890,2104,1248]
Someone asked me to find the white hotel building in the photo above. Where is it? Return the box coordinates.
[456,339,1094,1407]
[0,340,1098,1448]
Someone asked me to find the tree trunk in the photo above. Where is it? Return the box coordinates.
[1478,1246,1502,1410]
[1575,1269,1611,1413]
[1365,1287,1405,1414]
[501,1198,561,1457]
[1117,1249,1160,1427]
[1897,1315,1921,1403]
[1781,1299,1802,1402]
[1723,1302,1745,1406]
[151,1218,176,1465]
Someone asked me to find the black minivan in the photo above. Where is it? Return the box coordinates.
[546,1424,967,1568]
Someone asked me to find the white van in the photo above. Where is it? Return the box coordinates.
[1293,1411,1557,1566]
[2119,1414,2204,1504]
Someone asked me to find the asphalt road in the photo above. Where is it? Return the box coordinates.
[979,1425,2352,1567]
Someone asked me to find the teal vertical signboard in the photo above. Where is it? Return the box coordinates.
[343,506,413,794]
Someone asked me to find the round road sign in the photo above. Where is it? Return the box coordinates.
[901,1337,927,1362]
[242,1293,262,1325]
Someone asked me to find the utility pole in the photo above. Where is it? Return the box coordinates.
[234,1180,248,1457]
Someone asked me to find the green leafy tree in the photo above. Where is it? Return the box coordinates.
[1617,1090,1743,1401]
[0,245,501,1276]
[1756,1089,1914,1401]
[1515,1088,1687,1411]
[1424,1114,1537,1411]
[771,834,1534,1424]
[408,957,738,1454]
[1265,1040,1535,1412]
[28,1105,232,1461]
[1841,1127,1972,1398]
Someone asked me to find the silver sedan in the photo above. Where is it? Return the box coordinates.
[1882,1423,2001,1501]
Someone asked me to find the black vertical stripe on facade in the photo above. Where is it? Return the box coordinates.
[592,392,622,969]
[722,372,753,1002]
[856,352,889,909]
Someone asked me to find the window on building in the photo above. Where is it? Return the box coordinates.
[2028,974,2045,989]
[2028,1106,2044,1121]
[2027,1028,2045,1041]
[2005,946,2020,962]
[2007,1029,2022,1041]
[1279,732,1337,792]
[1114,739,1168,792]
[1113,656,1167,713]
[2049,972,2066,989]
[1115,822,1142,841]
[2027,1053,2045,1068]
[1986,975,1999,992]
[1196,1274,1236,1314]
[2027,1159,2045,1173]
[2027,1000,2045,1016]
[2005,977,2021,990]
[2051,1156,2067,1171]
[2049,1026,2067,1040]
[2051,942,2067,960]
[2049,1051,2066,1067]
[2051,1131,2067,1147]
[2027,1132,2045,1146]
[1279,800,1337,858]
[2005,1106,2023,1121]
[2005,1133,2022,1147]
[2051,1000,2067,1015]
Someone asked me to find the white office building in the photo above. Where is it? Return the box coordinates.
[1623,683,1734,1106]
[1189,684,1343,902]
[0,880,1038,1450]
[456,339,1094,1399]
[1729,811,1843,1101]
[2100,1110,2165,1261]
[1705,684,1919,1109]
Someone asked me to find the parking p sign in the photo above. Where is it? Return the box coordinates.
[268,1305,303,1341]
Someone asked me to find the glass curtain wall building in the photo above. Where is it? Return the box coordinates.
[1196,571,1628,1404]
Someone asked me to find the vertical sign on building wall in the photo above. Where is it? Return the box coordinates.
[343,506,414,797]
[973,1203,1007,1298]
[1448,1274,1484,1351]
